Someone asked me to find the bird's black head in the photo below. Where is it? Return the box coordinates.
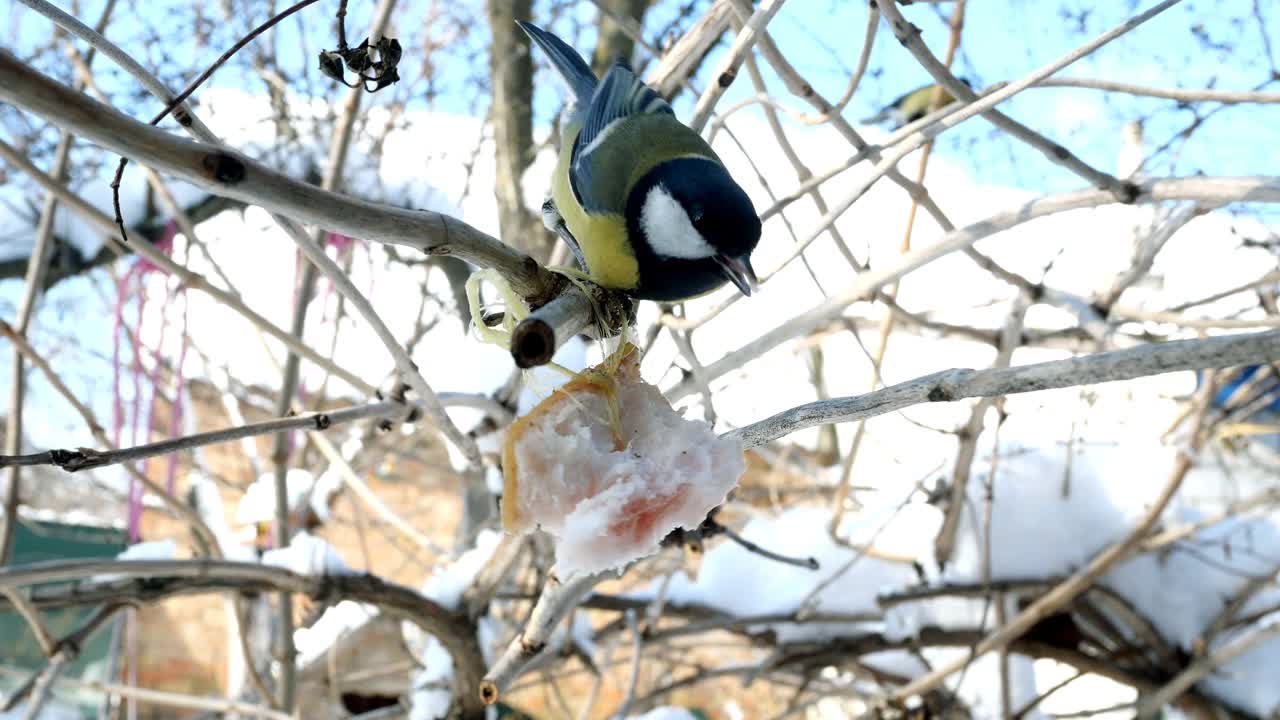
[625,157,762,300]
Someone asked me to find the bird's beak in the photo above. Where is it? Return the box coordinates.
[715,253,758,296]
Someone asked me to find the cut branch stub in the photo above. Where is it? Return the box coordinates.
[510,281,635,368]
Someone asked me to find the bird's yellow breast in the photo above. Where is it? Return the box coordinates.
[552,125,640,291]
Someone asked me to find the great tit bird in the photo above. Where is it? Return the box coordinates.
[863,80,971,129]
[519,21,762,301]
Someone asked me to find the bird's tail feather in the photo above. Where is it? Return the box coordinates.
[517,21,597,104]
[861,109,891,125]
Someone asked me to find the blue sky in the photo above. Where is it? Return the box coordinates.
[4,0,1278,196]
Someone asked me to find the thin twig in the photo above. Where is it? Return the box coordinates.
[0,138,372,393]
[1,133,73,565]
[877,0,1183,200]
[1138,621,1280,714]
[1038,76,1280,104]
[612,610,644,719]
[0,391,499,473]
[0,587,55,656]
[717,523,820,570]
[688,0,786,132]
[0,559,486,716]
[0,320,221,554]
[481,572,603,705]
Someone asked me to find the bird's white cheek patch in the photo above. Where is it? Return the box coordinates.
[640,186,716,260]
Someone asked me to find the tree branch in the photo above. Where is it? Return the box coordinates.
[730,329,1280,448]
[0,559,486,717]
[666,176,1280,403]
[0,391,502,473]
[877,0,1182,200]
[480,571,603,705]
[1038,76,1280,104]
[884,366,1220,704]
[688,0,785,132]
[0,49,558,305]
[0,136,374,394]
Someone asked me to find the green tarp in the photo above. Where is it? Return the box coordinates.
[1,518,128,718]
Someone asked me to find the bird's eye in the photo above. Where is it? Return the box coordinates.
[689,206,704,222]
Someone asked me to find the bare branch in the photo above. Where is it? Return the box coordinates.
[667,176,1280,403]
[0,50,557,304]
[0,662,289,720]
[1038,76,1280,104]
[0,399,382,472]
[0,137,374,394]
[688,0,785,132]
[2,134,73,566]
[1139,622,1280,714]
[877,0,1183,200]
[0,560,486,716]
[0,320,222,555]
[481,572,603,705]
[731,329,1280,448]
[644,0,733,97]
[13,0,215,136]
[0,587,55,656]
[309,429,444,553]
[0,388,499,474]
[935,295,1027,567]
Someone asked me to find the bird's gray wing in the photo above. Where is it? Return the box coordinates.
[571,61,674,212]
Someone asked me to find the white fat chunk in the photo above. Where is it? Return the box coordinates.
[503,346,744,575]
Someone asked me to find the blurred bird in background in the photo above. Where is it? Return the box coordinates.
[863,79,972,129]
[1198,365,1280,452]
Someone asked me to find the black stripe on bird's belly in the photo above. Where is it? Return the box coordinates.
[632,256,728,301]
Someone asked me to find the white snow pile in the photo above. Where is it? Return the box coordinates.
[654,441,1280,717]
[420,529,503,611]
[502,345,746,576]
[662,504,926,644]
[236,468,341,525]
[115,538,178,562]
[405,530,502,720]
[627,708,701,720]
[188,475,258,561]
[261,531,352,576]
[95,539,180,582]
[294,599,379,667]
